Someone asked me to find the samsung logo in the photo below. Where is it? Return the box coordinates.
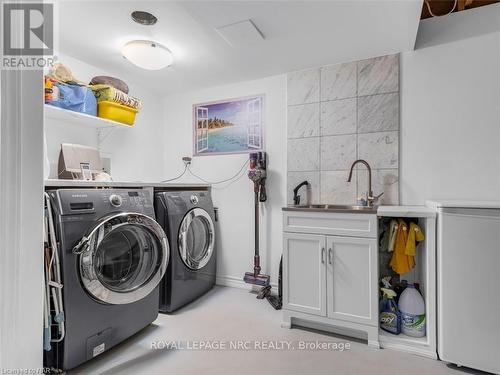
[71,194,88,198]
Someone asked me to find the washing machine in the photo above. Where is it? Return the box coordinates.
[44,188,169,371]
[154,190,217,313]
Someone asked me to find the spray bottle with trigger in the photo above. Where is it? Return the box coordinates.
[380,287,402,335]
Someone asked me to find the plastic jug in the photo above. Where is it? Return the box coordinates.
[398,284,426,337]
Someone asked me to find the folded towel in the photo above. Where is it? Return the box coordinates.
[90,76,129,94]
[90,84,142,110]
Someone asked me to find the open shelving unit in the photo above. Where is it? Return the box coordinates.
[377,206,437,359]
[44,104,132,130]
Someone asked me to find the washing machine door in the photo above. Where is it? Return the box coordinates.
[178,208,215,270]
[73,212,169,304]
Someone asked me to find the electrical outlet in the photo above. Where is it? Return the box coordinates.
[182,156,192,166]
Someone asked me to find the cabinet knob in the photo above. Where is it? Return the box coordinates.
[328,248,333,264]
[321,248,325,263]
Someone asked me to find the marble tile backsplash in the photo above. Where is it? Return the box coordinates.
[286,54,400,205]
[287,68,320,105]
[320,98,356,136]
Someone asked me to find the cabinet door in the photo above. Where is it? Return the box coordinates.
[283,233,326,316]
[326,236,378,326]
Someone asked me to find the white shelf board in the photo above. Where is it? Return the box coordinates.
[44,179,210,189]
[377,205,436,218]
[379,329,427,345]
[379,329,436,359]
[44,104,131,130]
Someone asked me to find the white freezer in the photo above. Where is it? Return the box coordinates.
[433,201,500,374]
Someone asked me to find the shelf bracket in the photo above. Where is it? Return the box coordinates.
[96,127,116,150]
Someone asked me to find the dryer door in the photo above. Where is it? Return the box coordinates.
[73,212,169,304]
[178,208,215,270]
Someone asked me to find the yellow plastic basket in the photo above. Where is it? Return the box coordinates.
[97,101,138,126]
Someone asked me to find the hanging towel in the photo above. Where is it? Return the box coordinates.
[390,219,415,274]
[405,222,425,257]
[387,220,398,252]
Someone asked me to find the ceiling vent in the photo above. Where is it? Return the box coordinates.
[131,11,158,26]
[216,19,265,47]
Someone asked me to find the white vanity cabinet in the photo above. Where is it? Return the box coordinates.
[283,233,327,316]
[282,209,379,347]
[326,236,378,326]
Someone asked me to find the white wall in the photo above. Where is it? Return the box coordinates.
[1,70,44,370]
[45,53,165,181]
[400,7,500,204]
[163,75,287,287]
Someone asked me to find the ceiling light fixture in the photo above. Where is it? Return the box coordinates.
[121,40,173,70]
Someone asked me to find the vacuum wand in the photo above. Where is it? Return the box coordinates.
[253,190,261,277]
[244,152,270,287]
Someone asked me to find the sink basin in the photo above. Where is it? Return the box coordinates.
[284,204,377,213]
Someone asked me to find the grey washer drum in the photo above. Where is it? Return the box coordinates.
[74,212,169,305]
[178,208,215,270]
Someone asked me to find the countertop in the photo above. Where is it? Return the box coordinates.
[44,179,210,189]
[426,200,500,209]
[283,204,437,217]
[378,205,436,218]
[282,204,377,214]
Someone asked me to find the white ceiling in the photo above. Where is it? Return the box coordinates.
[58,0,423,95]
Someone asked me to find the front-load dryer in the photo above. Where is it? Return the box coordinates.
[155,190,217,313]
[44,188,169,371]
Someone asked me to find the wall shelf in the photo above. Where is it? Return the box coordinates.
[44,104,131,130]
[379,329,427,346]
[379,329,436,359]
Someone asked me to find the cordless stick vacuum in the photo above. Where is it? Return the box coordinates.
[244,152,270,287]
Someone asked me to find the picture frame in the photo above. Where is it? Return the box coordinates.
[193,94,265,156]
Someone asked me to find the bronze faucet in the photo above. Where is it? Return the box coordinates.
[293,180,309,205]
[347,159,382,207]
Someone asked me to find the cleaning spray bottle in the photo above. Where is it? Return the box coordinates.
[379,288,401,335]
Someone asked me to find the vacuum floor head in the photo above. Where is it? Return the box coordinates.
[244,272,270,287]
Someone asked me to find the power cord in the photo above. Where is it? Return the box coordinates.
[159,158,250,186]
[160,164,188,182]
[208,162,250,190]
[187,159,250,185]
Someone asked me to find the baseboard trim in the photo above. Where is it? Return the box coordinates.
[216,275,278,293]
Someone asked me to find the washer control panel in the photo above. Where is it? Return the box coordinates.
[101,190,152,210]
[53,188,154,216]
[109,194,123,207]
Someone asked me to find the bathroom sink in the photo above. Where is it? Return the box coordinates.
[284,204,377,214]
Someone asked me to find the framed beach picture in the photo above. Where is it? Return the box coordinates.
[193,95,264,156]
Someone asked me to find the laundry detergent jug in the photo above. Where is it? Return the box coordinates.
[398,285,426,337]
